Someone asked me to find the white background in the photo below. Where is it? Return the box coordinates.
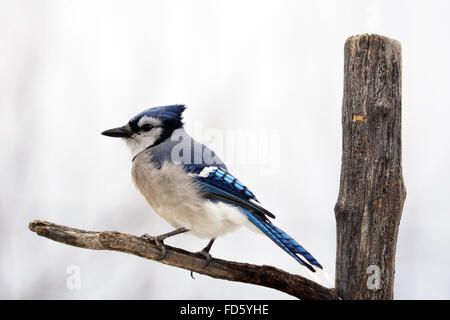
[1,0,449,299]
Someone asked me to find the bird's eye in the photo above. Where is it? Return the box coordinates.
[142,124,152,132]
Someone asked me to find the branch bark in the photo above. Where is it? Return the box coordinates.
[28,219,338,300]
[335,34,406,299]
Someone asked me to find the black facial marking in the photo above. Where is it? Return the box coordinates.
[150,118,184,148]
[128,118,140,133]
[128,115,184,148]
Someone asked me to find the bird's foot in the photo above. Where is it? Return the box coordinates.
[195,249,213,268]
[141,228,189,261]
[141,233,166,260]
[190,250,213,278]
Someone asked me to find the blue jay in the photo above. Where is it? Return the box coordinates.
[102,105,322,272]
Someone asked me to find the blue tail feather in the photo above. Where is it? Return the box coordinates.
[242,209,323,272]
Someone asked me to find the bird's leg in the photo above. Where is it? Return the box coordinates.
[197,238,215,267]
[190,238,216,279]
[141,227,189,260]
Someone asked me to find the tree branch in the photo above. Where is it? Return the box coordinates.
[28,219,338,300]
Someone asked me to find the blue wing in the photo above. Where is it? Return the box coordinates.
[186,164,258,201]
[185,164,323,271]
[185,164,275,220]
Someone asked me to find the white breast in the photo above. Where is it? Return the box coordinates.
[131,152,257,239]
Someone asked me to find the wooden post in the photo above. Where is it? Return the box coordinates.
[335,34,406,299]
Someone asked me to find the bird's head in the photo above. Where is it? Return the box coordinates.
[101,104,186,156]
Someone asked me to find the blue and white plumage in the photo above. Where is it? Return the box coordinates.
[102,104,322,272]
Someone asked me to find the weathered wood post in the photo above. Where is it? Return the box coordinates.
[335,34,406,299]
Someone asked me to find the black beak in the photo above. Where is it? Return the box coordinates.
[101,125,133,138]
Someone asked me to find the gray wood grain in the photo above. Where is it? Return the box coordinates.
[335,34,406,299]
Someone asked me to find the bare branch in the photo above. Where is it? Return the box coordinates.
[28,219,338,300]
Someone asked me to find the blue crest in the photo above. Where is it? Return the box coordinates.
[130,104,186,123]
